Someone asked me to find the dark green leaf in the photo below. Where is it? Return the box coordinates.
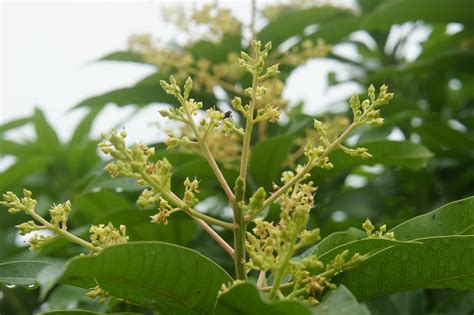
[250,135,294,190]
[215,282,312,315]
[391,196,474,239]
[314,285,371,315]
[338,235,474,299]
[60,242,232,314]
[259,6,352,48]
[0,261,62,287]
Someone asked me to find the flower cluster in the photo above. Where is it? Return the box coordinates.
[0,190,125,253]
[245,174,366,304]
[275,39,331,66]
[89,223,129,247]
[362,218,395,240]
[86,285,109,304]
[161,3,242,41]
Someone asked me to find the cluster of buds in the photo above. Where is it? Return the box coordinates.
[164,133,194,150]
[362,218,395,240]
[301,84,394,169]
[1,189,37,214]
[160,76,244,160]
[99,129,173,191]
[1,190,60,250]
[239,41,279,78]
[183,177,200,207]
[100,128,196,225]
[49,201,72,230]
[237,40,282,126]
[86,285,109,304]
[150,198,176,225]
[0,190,126,252]
[277,39,331,66]
[89,223,129,247]
[191,4,242,39]
[350,84,394,126]
[246,175,325,300]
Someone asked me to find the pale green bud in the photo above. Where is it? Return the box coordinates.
[248,187,267,215]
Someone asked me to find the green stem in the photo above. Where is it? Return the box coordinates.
[180,98,235,203]
[239,71,258,180]
[141,172,236,230]
[246,121,360,221]
[232,177,248,280]
[269,242,295,299]
[28,211,100,253]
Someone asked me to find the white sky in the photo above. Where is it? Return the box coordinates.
[1,0,359,144]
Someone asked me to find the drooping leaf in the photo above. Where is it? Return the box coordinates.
[215,282,313,315]
[314,285,371,315]
[60,242,232,314]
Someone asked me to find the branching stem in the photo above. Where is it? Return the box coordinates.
[28,211,100,253]
[180,97,236,203]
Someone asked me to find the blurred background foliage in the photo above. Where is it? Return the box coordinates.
[1,0,473,314]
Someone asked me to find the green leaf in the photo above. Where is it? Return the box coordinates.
[391,196,474,239]
[98,51,148,64]
[60,242,232,314]
[73,84,175,110]
[313,228,366,257]
[0,156,52,192]
[215,282,313,315]
[0,116,31,135]
[327,197,474,299]
[337,235,474,299]
[259,6,352,48]
[0,139,28,156]
[0,261,62,287]
[414,122,474,157]
[364,0,474,30]
[314,285,371,315]
[328,140,433,170]
[69,107,102,145]
[96,210,196,245]
[33,108,61,153]
[250,135,294,190]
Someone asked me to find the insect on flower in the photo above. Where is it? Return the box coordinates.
[223,110,232,119]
